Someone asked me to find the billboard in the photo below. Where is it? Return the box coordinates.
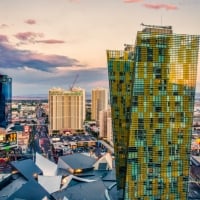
[18,131,30,146]
[0,132,17,150]
[23,125,30,136]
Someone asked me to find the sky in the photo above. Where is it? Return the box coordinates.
[0,0,200,96]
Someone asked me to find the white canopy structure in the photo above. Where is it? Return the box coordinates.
[93,153,113,170]
[57,157,73,173]
[42,196,50,200]
[35,153,57,176]
[38,175,62,194]
[61,174,96,190]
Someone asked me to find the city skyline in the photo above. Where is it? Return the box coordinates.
[0,0,200,96]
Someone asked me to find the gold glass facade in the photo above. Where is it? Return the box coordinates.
[107,26,199,200]
[107,50,134,191]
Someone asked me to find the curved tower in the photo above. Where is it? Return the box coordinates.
[107,25,199,199]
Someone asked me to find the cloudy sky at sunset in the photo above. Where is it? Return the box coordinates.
[0,0,200,96]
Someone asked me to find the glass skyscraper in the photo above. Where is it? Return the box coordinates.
[0,74,12,128]
[107,25,199,200]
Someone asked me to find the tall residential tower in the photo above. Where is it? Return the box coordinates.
[0,74,12,128]
[49,87,85,133]
[107,25,199,199]
[99,106,113,144]
[91,88,108,123]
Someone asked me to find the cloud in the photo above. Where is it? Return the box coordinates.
[36,39,65,44]
[3,66,109,96]
[0,35,9,43]
[143,3,178,10]
[68,0,80,3]
[123,0,143,3]
[24,19,37,25]
[14,32,65,45]
[0,43,81,72]
[0,24,8,28]
[14,32,44,43]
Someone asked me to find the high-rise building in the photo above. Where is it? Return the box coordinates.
[99,106,113,144]
[91,88,108,123]
[107,24,199,199]
[48,87,85,133]
[0,75,12,128]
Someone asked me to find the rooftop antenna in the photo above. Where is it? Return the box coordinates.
[140,22,172,30]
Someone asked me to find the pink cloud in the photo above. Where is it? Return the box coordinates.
[36,39,65,44]
[14,32,44,43]
[0,35,9,43]
[0,43,80,72]
[14,32,65,46]
[0,24,8,28]
[144,3,178,10]
[69,0,80,3]
[124,0,143,3]
[24,19,37,25]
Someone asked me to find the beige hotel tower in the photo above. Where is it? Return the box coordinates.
[49,87,85,133]
[91,87,108,123]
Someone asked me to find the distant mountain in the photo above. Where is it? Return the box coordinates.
[13,92,92,100]
[13,94,48,100]
[12,92,200,101]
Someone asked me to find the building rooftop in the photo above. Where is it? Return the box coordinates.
[52,180,107,200]
[1,153,200,200]
[58,153,96,171]
[141,23,173,34]
[0,175,27,200]
[11,159,43,181]
[7,180,54,200]
[0,152,116,200]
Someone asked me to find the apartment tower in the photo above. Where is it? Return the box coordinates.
[0,74,12,128]
[107,24,199,199]
[99,106,113,144]
[91,88,108,123]
[49,87,85,133]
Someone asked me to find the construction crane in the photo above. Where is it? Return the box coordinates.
[69,74,79,90]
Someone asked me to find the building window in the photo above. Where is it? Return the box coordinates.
[135,46,141,62]
[147,47,153,62]
[134,79,144,95]
[132,96,138,106]
[138,118,144,129]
